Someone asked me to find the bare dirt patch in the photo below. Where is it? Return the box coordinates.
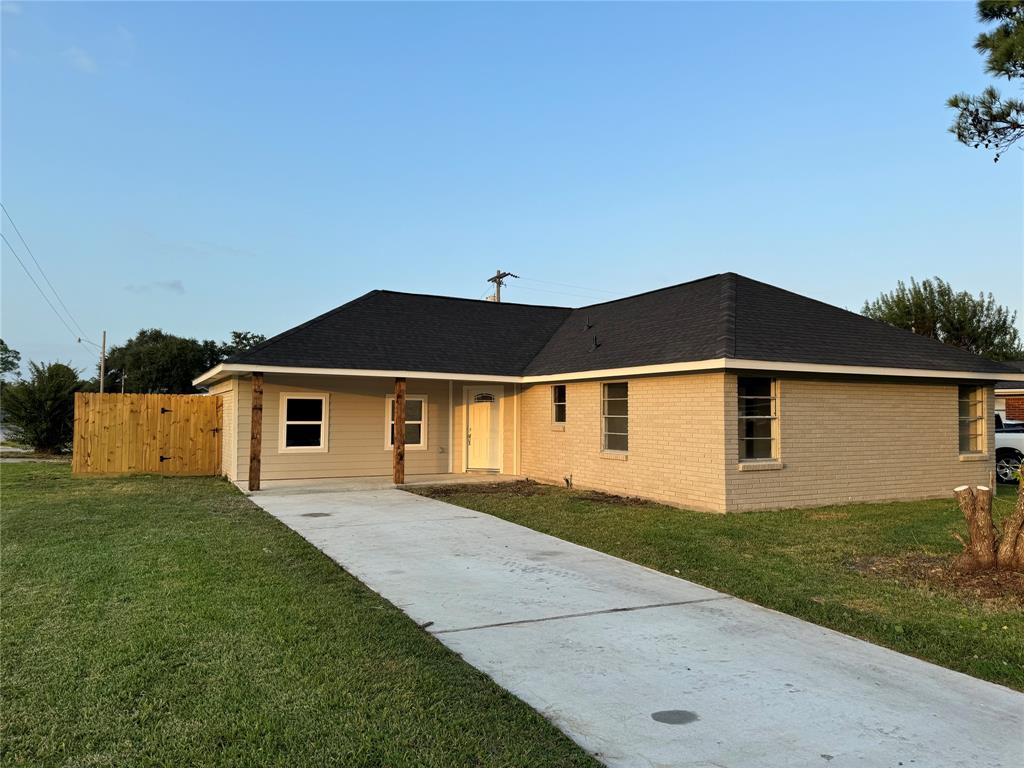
[414,480,655,507]
[849,553,1024,607]
[414,480,553,499]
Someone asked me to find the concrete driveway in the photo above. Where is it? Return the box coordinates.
[251,487,1023,768]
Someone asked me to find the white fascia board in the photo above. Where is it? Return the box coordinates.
[721,359,1024,382]
[194,359,1024,388]
[193,363,521,387]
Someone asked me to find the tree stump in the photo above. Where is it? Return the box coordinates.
[995,489,1024,570]
[952,484,1024,572]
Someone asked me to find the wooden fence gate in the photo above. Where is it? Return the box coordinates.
[72,393,222,476]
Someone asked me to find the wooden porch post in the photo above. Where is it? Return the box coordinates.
[248,373,263,491]
[393,377,406,485]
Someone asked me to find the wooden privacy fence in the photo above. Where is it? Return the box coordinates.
[72,393,222,476]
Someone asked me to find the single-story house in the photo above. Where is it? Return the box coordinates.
[194,273,1024,512]
[995,361,1024,423]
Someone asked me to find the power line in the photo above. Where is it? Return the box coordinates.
[1,203,92,341]
[1,232,81,342]
[514,285,610,302]
[518,275,619,297]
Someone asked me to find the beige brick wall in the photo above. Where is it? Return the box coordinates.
[724,376,995,512]
[520,373,729,512]
[520,372,994,513]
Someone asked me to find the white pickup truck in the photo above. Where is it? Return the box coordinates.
[995,414,1024,483]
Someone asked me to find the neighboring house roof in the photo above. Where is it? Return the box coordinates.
[207,273,1019,383]
[996,360,1024,393]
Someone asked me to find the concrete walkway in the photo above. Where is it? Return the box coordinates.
[250,487,1023,768]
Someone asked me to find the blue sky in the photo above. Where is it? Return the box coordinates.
[2,1,1021,374]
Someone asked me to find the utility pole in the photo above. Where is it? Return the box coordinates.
[99,330,106,394]
[487,269,519,302]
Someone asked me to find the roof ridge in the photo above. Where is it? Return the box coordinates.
[571,272,728,310]
[375,289,570,310]
[718,272,736,358]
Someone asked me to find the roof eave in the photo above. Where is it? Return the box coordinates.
[193,359,1024,388]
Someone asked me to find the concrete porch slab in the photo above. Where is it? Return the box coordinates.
[236,472,522,495]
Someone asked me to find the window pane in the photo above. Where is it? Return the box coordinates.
[604,415,628,434]
[604,382,628,400]
[604,398,628,416]
[391,398,423,421]
[287,398,322,422]
[390,423,423,446]
[959,422,981,453]
[406,423,422,445]
[554,403,566,423]
[741,438,773,460]
[738,377,776,461]
[605,432,628,452]
[740,418,773,440]
[738,377,771,398]
[957,386,983,453]
[553,385,566,405]
[740,398,773,418]
[286,423,322,447]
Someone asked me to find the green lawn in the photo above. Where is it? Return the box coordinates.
[413,482,1024,691]
[1,463,597,768]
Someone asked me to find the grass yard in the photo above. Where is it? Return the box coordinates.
[0,463,598,768]
[413,481,1024,691]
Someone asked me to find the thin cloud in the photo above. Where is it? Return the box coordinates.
[114,25,137,65]
[2,2,22,16]
[64,46,98,74]
[124,280,185,295]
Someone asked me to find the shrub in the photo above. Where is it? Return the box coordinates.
[1,362,83,453]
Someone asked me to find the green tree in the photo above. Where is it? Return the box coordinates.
[863,277,1022,360]
[101,329,216,394]
[0,339,21,380]
[100,329,266,394]
[948,1,1024,162]
[2,362,84,453]
[220,330,267,358]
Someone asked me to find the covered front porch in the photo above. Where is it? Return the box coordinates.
[213,370,522,491]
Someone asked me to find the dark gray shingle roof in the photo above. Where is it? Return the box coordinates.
[226,273,1017,378]
[226,291,572,376]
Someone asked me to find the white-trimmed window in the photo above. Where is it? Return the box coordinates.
[738,377,777,461]
[958,385,984,454]
[386,395,427,450]
[552,385,567,424]
[279,393,329,452]
[602,382,628,452]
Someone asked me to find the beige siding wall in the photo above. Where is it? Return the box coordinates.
[234,374,452,484]
[724,376,996,512]
[208,378,237,480]
[520,373,729,512]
